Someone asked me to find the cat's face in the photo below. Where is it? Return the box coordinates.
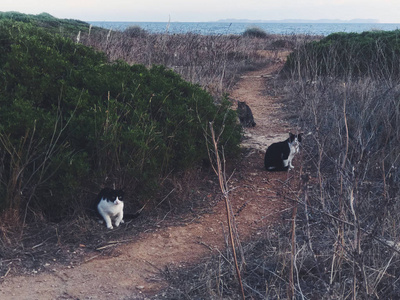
[111,190,124,205]
[103,189,124,205]
[289,133,302,143]
[237,101,246,109]
[289,133,302,152]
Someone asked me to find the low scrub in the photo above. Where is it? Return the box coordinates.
[0,20,241,222]
[157,31,400,299]
[283,30,400,80]
[0,11,93,34]
[242,26,269,38]
[279,31,400,298]
[77,24,303,99]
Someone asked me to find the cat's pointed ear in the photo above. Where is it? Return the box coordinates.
[121,185,126,194]
[298,133,303,142]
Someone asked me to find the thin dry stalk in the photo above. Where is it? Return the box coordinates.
[330,83,350,286]
[283,36,400,298]
[288,200,297,300]
[289,151,305,299]
[208,121,245,300]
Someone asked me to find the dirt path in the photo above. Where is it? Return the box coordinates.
[0,51,298,300]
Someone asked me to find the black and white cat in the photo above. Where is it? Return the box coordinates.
[264,133,302,171]
[95,187,124,229]
[237,101,256,127]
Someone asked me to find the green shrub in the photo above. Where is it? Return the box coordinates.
[0,20,241,220]
[243,27,268,38]
[0,11,91,34]
[282,30,400,80]
[124,25,148,37]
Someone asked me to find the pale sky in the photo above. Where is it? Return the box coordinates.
[2,0,400,23]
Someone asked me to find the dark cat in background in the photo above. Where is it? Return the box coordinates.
[237,101,256,127]
[264,133,302,171]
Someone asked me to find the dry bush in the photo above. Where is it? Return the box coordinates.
[158,79,400,299]
[153,33,400,299]
[153,224,293,300]
[77,29,304,99]
[278,36,400,298]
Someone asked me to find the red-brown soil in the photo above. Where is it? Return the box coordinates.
[0,51,301,299]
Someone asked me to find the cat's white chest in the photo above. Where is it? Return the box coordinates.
[286,141,300,168]
[97,198,124,216]
[95,188,125,229]
[97,198,124,229]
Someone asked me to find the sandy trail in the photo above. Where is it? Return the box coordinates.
[0,51,298,300]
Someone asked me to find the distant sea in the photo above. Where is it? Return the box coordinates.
[88,21,400,36]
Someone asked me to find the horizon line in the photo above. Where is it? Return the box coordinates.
[86,19,399,24]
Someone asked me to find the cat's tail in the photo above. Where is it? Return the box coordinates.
[264,156,289,172]
[265,166,289,172]
[124,212,141,220]
[124,202,146,220]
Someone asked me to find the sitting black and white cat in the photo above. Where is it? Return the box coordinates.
[237,101,256,127]
[95,187,124,229]
[264,133,302,171]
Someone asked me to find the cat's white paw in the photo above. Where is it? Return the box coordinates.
[107,225,113,229]
[115,219,124,227]
[115,221,122,227]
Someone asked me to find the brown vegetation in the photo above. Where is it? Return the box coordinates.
[4,24,399,300]
[78,29,315,99]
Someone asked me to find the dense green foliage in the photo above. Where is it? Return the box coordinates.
[0,20,240,220]
[283,30,400,79]
[0,11,93,35]
[242,27,268,38]
[124,25,149,38]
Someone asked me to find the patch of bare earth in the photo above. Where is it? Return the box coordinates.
[0,51,301,299]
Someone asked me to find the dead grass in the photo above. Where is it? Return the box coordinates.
[144,33,400,299]
[276,40,400,298]
[0,167,221,279]
[78,29,315,99]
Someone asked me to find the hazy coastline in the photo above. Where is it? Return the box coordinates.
[215,18,380,23]
[89,20,400,35]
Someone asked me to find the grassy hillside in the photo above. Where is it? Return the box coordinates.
[0,11,92,34]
